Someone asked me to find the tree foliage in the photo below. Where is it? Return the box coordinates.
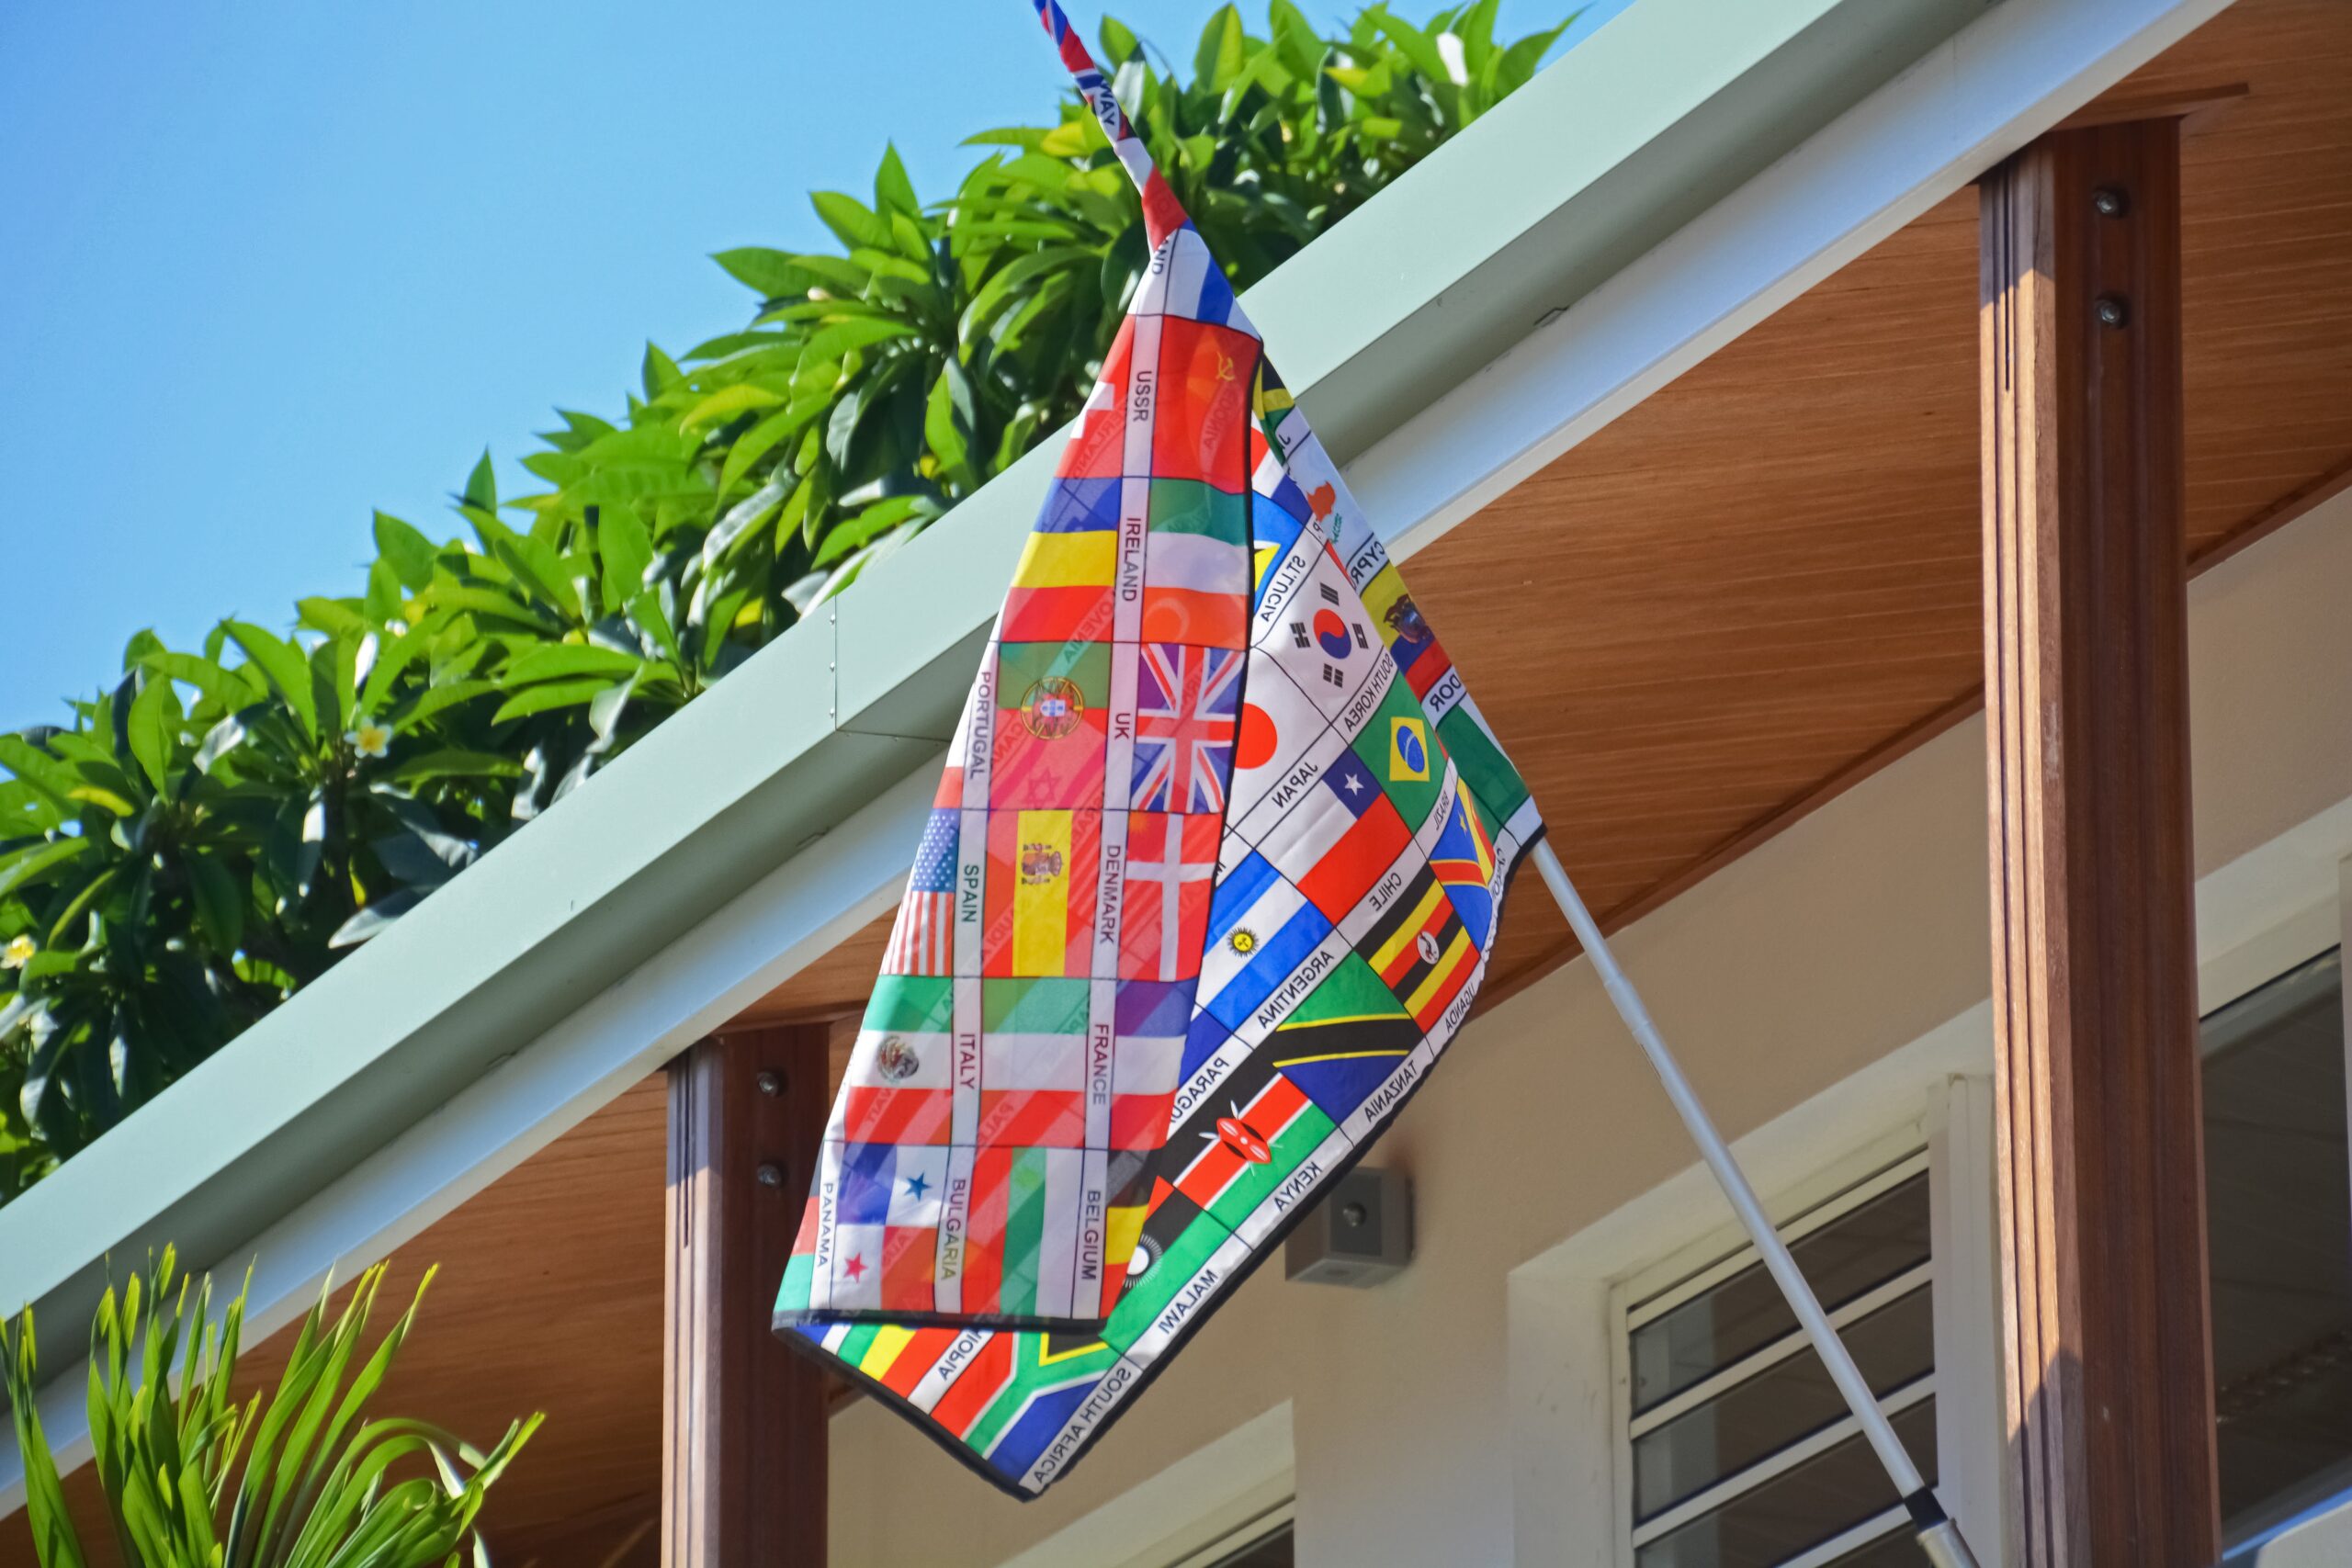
[0,2,1569,1199]
[2,1247,537,1567]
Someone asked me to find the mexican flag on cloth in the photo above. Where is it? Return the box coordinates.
[771,0,1544,1496]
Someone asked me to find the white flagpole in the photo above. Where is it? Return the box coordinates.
[1529,840,1983,1568]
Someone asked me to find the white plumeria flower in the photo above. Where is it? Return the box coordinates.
[345,719,393,760]
[2,934,34,970]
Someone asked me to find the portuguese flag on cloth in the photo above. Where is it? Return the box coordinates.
[772,0,1544,1495]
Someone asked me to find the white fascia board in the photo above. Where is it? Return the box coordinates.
[0,0,2222,1509]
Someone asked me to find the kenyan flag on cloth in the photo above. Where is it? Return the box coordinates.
[771,0,1544,1496]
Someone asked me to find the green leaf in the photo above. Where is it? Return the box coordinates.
[125,674,175,795]
[486,533,583,622]
[874,143,921,220]
[119,627,164,671]
[187,852,244,953]
[194,713,245,773]
[1369,6,1453,85]
[628,591,684,671]
[502,644,642,684]
[419,582,561,636]
[373,512,440,590]
[716,397,823,499]
[0,838,88,899]
[797,315,914,367]
[329,889,423,948]
[812,496,930,569]
[925,365,970,478]
[810,190,894,252]
[365,556,405,627]
[1194,4,1247,90]
[679,382,785,430]
[140,649,260,713]
[459,449,498,513]
[297,595,371,640]
[383,750,525,784]
[711,246,809,298]
[641,341,683,398]
[358,613,444,718]
[596,504,654,613]
[491,677,616,726]
[1267,0,1321,74]
[223,621,320,744]
[0,734,85,805]
[394,678,503,728]
[64,784,132,818]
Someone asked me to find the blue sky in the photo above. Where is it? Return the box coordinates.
[0,0,1628,731]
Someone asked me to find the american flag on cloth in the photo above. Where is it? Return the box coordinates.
[772,0,1542,1496]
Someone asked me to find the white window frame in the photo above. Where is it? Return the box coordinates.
[1605,1130,1984,1567]
[1503,984,2005,1568]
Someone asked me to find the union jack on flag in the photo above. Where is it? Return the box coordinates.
[775,0,1544,1502]
[1132,643,1242,813]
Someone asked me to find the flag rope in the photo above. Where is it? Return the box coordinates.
[1530,840,1983,1568]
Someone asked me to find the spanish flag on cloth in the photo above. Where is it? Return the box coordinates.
[772,0,1543,1496]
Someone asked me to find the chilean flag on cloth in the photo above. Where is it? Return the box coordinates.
[774,0,1543,1497]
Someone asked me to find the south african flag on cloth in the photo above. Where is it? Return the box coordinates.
[772,0,1543,1495]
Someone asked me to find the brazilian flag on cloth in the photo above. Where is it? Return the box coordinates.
[771,0,1544,1496]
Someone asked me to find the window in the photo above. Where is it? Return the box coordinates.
[2204,948,2352,1555]
[1167,1502,1295,1568]
[1620,1155,1939,1568]
[1199,1521,1293,1568]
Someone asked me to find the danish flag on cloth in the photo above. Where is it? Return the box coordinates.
[773,0,1543,1497]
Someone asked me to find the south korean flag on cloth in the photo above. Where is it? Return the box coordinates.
[775,0,1545,1500]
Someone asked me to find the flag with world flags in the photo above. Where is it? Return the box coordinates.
[770,0,1543,1495]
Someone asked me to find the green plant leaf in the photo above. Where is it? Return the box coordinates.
[679,382,785,430]
[0,838,88,898]
[223,621,321,745]
[642,342,683,399]
[811,190,894,252]
[460,450,498,513]
[125,674,175,795]
[502,644,642,685]
[372,513,440,591]
[1194,4,1247,90]
[491,677,616,726]
[187,851,244,953]
[874,142,921,220]
[595,503,654,612]
[710,246,808,298]
[383,750,524,785]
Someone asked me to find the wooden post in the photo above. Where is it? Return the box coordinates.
[1979,121,2218,1565]
[663,1028,831,1567]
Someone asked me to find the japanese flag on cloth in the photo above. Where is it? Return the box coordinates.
[773,0,1543,1496]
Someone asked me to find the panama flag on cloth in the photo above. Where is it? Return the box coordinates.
[773,0,1544,1495]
